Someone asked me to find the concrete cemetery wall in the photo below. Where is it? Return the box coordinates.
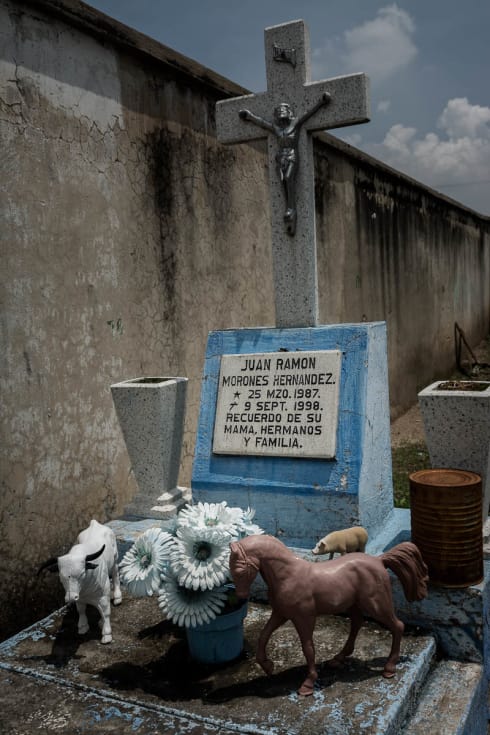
[314,139,490,415]
[1,0,489,637]
[0,0,274,637]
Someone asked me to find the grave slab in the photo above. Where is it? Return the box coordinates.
[0,597,436,735]
[192,323,393,548]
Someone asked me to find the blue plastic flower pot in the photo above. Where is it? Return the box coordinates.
[186,602,248,664]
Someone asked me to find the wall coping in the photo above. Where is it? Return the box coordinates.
[19,0,249,98]
[16,0,490,224]
[314,132,490,225]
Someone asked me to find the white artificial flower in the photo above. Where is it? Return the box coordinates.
[235,507,264,538]
[159,516,179,536]
[177,501,240,538]
[158,568,228,628]
[119,527,175,597]
[170,525,232,591]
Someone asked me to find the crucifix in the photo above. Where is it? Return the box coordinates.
[216,20,370,328]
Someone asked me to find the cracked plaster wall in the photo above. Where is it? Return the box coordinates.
[0,0,272,637]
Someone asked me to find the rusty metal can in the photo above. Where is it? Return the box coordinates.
[409,468,483,588]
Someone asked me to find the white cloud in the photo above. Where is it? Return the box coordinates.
[363,98,490,211]
[377,100,391,113]
[313,5,417,84]
[437,97,490,139]
[381,123,417,155]
[343,5,417,81]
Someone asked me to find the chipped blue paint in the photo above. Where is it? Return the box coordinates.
[1,607,486,733]
[86,704,144,730]
[108,513,490,722]
[0,607,64,655]
[192,324,393,548]
[267,638,435,735]
[27,629,47,642]
[0,657,280,734]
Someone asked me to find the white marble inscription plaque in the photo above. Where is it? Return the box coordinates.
[213,350,341,458]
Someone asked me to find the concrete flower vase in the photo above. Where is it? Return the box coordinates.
[418,380,490,521]
[111,377,188,518]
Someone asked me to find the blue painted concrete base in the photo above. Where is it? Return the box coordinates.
[192,324,394,548]
[0,511,488,732]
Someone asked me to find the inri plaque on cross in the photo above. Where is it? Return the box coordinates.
[216,20,369,328]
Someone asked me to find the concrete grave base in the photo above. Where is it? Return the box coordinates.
[392,557,490,674]
[0,597,444,735]
[2,514,490,733]
[110,508,490,668]
[0,658,485,735]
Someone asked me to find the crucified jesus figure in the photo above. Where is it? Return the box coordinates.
[239,92,331,236]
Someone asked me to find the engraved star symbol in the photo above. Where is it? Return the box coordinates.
[234,392,241,398]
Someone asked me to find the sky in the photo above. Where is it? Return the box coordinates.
[87,0,490,215]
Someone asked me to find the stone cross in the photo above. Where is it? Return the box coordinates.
[216,20,370,328]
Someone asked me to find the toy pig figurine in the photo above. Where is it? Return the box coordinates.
[312,526,368,559]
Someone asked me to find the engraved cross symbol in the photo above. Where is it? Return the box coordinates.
[216,20,370,328]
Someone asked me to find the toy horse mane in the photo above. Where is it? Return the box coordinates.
[229,536,266,574]
[232,534,294,559]
[229,540,249,575]
[230,535,290,594]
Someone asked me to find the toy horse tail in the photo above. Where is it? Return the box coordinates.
[381,542,429,602]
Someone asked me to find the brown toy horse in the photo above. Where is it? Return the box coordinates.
[229,535,428,696]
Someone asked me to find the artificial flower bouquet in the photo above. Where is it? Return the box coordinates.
[119,501,263,628]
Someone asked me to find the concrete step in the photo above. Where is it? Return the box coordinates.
[151,485,191,514]
[402,659,487,735]
[120,486,191,521]
[0,596,438,735]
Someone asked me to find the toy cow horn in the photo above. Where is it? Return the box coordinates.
[37,557,59,576]
[85,544,105,563]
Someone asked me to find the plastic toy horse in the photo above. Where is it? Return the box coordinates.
[229,535,428,696]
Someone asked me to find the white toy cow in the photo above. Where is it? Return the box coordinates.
[38,520,122,643]
[312,526,368,559]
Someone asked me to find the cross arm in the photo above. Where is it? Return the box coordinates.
[300,73,370,132]
[216,92,274,145]
[296,92,332,128]
[216,73,369,144]
[239,109,274,134]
